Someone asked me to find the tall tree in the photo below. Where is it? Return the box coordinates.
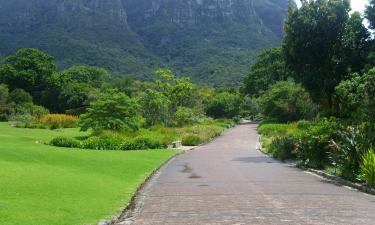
[0,48,56,105]
[283,0,368,111]
[242,47,291,96]
[366,0,375,29]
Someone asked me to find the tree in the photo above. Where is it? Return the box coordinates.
[258,81,316,122]
[206,92,242,119]
[242,47,291,96]
[155,69,198,110]
[139,89,170,126]
[59,66,110,88]
[79,91,142,132]
[8,89,33,104]
[283,0,369,111]
[0,84,15,120]
[57,82,96,114]
[366,0,375,29]
[0,48,56,105]
[341,12,370,73]
[336,68,375,121]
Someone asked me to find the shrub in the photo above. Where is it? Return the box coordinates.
[296,118,339,169]
[123,137,164,150]
[15,103,49,117]
[81,137,123,150]
[258,80,316,122]
[9,88,33,104]
[50,137,81,148]
[8,114,33,123]
[206,92,242,119]
[79,90,143,132]
[361,149,375,188]
[330,126,369,180]
[182,135,203,146]
[269,136,297,161]
[171,107,206,127]
[35,114,79,128]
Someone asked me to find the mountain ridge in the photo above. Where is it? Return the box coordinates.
[0,0,293,85]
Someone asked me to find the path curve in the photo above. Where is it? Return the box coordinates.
[117,123,375,225]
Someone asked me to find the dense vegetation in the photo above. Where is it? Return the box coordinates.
[0,0,292,86]
[0,47,243,152]
[243,0,375,188]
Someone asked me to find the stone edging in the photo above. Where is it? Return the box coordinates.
[257,134,375,196]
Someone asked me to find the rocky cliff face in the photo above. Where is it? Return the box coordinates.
[0,0,292,85]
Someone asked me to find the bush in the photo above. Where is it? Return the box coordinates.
[182,135,203,146]
[206,92,242,119]
[258,80,316,122]
[8,114,33,123]
[81,137,123,150]
[50,137,81,148]
[9,89,33,104]
[269,136,297,161]
[361,149,375,188]
[296,118,339,169]
[79,91,143,132]
[81,136,165,151]
[121,137,164,150]
[330,126,369,180]
[15,103,49,117]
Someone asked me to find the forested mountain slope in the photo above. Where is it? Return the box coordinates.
[0,0,292,85]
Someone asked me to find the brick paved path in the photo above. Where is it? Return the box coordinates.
[118,123,375,225]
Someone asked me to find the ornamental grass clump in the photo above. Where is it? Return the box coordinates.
[35,114,79,129]
[361,149,375,188]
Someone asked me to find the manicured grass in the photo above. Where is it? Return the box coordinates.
[0,123,178,225]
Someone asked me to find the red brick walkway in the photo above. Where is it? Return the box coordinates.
[117,123,375,225]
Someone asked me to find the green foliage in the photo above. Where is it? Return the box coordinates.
[140,89,170,126]
[366,0,375,29]
[296,119,339,169]
[258,81,315,122]
[283,0,369,110]
[59,66,110,88]
[8,89,33,104]
[182,135,203,146]
[15,103,49,117]
[0,84,15,121]
[0,48,56,106]
[124,137,164,150]
[78,136,165,151]
[242,47,291,96]
[268,136,297,161]
[361,149,375,188]
[79,91,142,132]
[330,126,371,180]
[50,136,81,148]
[336,68,375,121]
[171,107,205,127]
[8,114,33,123]
[206,92,242,119]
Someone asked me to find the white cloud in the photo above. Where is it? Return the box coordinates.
[351,0,369,13]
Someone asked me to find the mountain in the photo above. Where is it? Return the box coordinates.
[0,0,293,85]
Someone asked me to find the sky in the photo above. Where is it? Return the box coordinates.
[295,0,369,14]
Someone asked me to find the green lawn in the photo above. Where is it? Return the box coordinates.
[0,123,178,225]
